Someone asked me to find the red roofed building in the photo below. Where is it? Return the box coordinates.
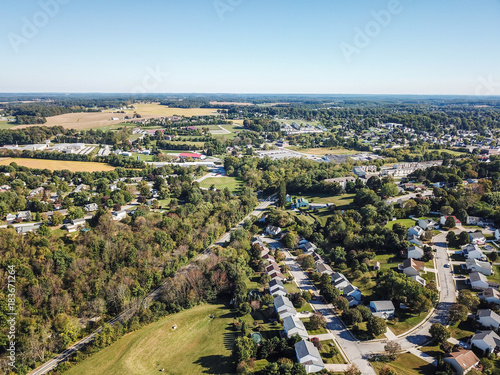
[179,153,205,160]
[440,215,462,227]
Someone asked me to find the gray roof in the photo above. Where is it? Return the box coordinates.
[466,258,492,271]
[269,279,284,288]
[283,316,307,335]
[370,300,395,311]
[477,309,500,322]
[331,272,348,283]
[316,261,333,274]
[470,232,486,239]
[274,295,294,310]
[471,330,500,349]
[343,284,358,295]
[470,271,487,283]
[295,339,322,362]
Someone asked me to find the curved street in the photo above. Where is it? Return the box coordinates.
[284,229,458,373]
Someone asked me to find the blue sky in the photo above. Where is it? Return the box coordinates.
[1,0,500,94]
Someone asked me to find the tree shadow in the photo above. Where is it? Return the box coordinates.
[194,354,234,374]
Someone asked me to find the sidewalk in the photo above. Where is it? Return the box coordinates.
[408,348,437,366]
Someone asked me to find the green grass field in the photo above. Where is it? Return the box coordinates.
[300,318,328,335]
[198,177,243,194]
[160,140,206,147]
[0,120,15,129]
[386,312,428,336]
[298,193,355,207]
[318,340,346,365]
[65,302,236,375]
[309,208,336,227]
[132,152,155,161]
[96,122,139,131]
[371,353,436,375]
[385,218,417,229]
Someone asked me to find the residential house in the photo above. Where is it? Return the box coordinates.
[283,315,309,340]
[296,198,309,208]
[316,261,333,276]
[286,194,292,203]
[112,210,127,221]
[260,247,270,258]
[467,216,483,225]
[64,224,79,233]
[262,253,275,262]
[481,288,500,306]
[323,176,356,189]
[469,272,499,290]
[266,225,282,236]
[470,330,500,355]
[469,232,486,245]
[16,225,38,235]
[299,242,317,255]
[466,258,493,276]
[8,211,33,222]
[444,350,480,375]
[370,300,395,319]
[408,226,424,238]
[373,261,381,271]
[407,246,424,260]
[495,229,500,241]
[408,235,424,247]
[268,270,286,282]
[269,279,287,297]
[331,272,350,291]
[343,284,362,306]
[85,203,98,212]
[440,216,462,227]
[274,296,297,319]
[71,218,86,227]
[418,219,437,230]
[295,340,325,374]
[462,244,485,260]
[266,263,281,274]
[401,258,425,277]
[477,309,500,330]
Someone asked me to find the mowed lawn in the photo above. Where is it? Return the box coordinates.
[0,120,15,129]
[297,193,354,210]
[198,177,243,194]
[371,353,436,375]
[385,218,417,229]
[65,302,236,375]
[0,158,115,172]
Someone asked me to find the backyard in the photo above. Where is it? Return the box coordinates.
[371,353,436,375]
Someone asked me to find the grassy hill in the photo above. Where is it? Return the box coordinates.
[64,302,236,375]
